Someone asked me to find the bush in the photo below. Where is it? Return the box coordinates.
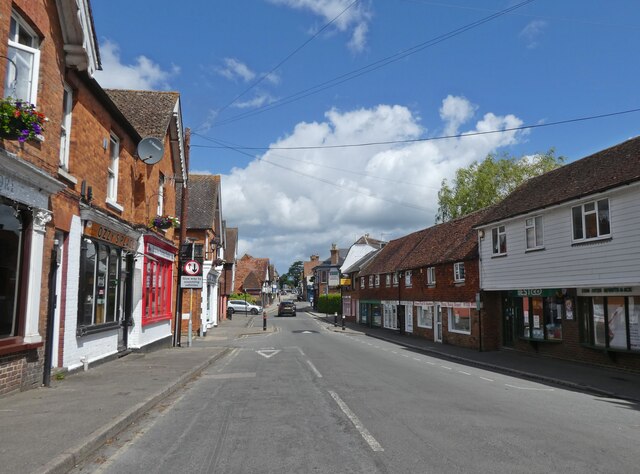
[229,293,259,305]
[318,293,342,315]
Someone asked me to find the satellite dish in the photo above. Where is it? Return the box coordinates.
[137,137,164,165]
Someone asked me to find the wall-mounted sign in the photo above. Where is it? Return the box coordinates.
[183,260,201,276]
[181,276,203,288]
[85,220,136,251]
[329,269,340,287]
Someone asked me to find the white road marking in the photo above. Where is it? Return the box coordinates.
[480,376,494,382]
[413,358,421,361]
[441,366,452,370]
[256,349,281,358]
[425,361,436,365]
[306,360,323,378]
[391,351,398,354]
[329,391,384,452]
[505,383,555,391]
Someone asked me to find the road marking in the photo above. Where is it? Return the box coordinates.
[329,391,384,452]
[203,372,256,379]
[256,349,281,358]
[401,354,409,358]
[479,376,494,382]
[457,371,471,376]
[425,361,435,365]
[391,351,398,354]
[306,360,323,378]
[505,383,555,391]
[441,365,452,370]
[413,358,421,361]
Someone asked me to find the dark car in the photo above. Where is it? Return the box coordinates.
[278,301,296,317]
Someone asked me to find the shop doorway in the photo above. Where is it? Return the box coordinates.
[435,305,442,342]
[502,297,518,347]
[118,254,134,352]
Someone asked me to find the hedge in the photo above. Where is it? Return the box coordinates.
[318,293,342,315]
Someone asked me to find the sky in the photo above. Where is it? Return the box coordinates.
[91,0,640,274]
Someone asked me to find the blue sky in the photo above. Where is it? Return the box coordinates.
[91,0,640,273]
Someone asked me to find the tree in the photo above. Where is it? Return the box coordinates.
[287,260,304,288]
[278,273,290,289]
[436,149,564,223]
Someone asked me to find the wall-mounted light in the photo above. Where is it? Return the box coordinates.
[479,229,485,239]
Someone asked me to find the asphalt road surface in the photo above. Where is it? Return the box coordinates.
[72,306,640,473]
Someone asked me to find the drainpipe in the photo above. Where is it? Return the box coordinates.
[173,128,190,347]
[43,239,60,387]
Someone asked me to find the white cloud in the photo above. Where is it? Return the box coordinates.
[234,92,278,109]
[217,58,256,82]
[519,20,547,49]
[94,40,177,90]
[269,0,373,52]
[221,96,524,271]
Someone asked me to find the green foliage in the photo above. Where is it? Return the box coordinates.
[0,97,47,142]
[436,149,564,222]
[318,293,342,314]
[229,292,259,304]
[287,260,304,287]
[278,273,290,288]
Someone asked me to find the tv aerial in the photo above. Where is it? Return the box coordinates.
[137,137,164,165]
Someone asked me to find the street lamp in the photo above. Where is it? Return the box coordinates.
[396,270,404,335]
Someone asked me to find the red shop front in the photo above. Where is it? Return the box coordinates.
[142,236,177,326]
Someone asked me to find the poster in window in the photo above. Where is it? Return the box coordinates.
[565,299,574,320]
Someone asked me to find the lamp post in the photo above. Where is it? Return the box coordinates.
[396,270,404,335]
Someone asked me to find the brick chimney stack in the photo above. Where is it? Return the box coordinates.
[330,244,339,265]
[310,254,319,262]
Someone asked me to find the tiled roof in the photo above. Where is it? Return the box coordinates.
[104,89,179,139]
[234,254,271,291]
[225,227,238,262]
[303,259,321,277]
[477,136,640,226]
[361,208,490,275]
[184,174,220,230]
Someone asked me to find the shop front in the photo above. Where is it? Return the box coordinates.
[0,151,64,393]
[359,300,382,327]
[382,301,398,329]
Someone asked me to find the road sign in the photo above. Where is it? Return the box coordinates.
[183,260,201,276]
[181,275,203,288]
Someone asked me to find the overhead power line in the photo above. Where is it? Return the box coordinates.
[192,106,640,151]
[210,0,536,128]
[211,0,362,121]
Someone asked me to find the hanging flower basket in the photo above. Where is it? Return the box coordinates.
[0,97,47,142]
[151,215,180,230]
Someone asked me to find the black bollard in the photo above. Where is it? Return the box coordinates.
[263,311,267,331]
[334,312,337,327]
[342,314,345,330]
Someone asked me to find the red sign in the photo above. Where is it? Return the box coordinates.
[183,260,201,276]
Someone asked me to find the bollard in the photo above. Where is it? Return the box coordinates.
[263,311,267,331]
[342,314,345,330]
[334,312,337,327]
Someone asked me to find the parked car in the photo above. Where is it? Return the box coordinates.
[277,301,296,317]
[227,299,262,315]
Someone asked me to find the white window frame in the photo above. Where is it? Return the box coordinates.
[392,272,398,287]
[107,134,120,203]
[157,173,165,215]
[4,12,40,104]
[525,215,544,250]
[385,274,391,287]
[454,262,465,283]
[374,274,380,287]
[572,198,611,242]
[59,83,73,170]
[405,270,412,287]
[447,307,472,335]
[426,267,436,286]
[360,277,365,289]
[369,275,374,287]
[491,225,507,255]
[417,305,434,329]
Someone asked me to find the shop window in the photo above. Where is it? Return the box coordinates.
[491,225,507,255]
[520,295,563,341]
[448,307,471,334]
[525,216,544,250]
[453,262,465,282]
[426,267,436,286]
[417,306,433,329]
[143,257,173,325]
[4,12,40,104]
[77,239,121,327]
[0,202,25,338]
[572,198,610,242]
[580,295,639,352]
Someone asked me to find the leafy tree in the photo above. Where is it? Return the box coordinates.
[278,273,290,289]
[287,260,304,287]
[436,149,564,222]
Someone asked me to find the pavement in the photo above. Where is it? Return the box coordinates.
[1,304,639,474]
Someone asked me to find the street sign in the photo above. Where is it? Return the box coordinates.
[181,275,203,288]
[183,259,201,276]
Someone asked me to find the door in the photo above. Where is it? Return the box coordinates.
[502,296,517,347]
[405,305,413,333]
[434,305,442,343]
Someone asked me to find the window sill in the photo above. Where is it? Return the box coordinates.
[106,199,124,213]
[491,253,508,258]
[454,281,465,286]
[571,236,612,247]
[525,246,545,253]
[142,314,172,326]
[448,329,471,335]
[0,337,44,356]
[76,321,120,337]
[57,167,78,185]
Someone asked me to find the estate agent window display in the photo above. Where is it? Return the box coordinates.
[517,292,567,342]
[578,293,640,352]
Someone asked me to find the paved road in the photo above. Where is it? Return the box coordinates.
[72,309,640,473]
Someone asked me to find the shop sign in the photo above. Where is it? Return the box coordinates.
[147,243,174,261]
[577,287,638,296]
[339,278,351,286]
[181,275,203,288]
[329,269,340,287]
[509,289,560,298]
[85,221,136,251]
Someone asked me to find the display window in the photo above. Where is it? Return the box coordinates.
[448,307,471,334]
[519,295,564,341]
[580,295,640,352]
[0,202,26,338]
[142,257,173,325]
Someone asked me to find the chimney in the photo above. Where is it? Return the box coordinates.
[310,254,319,262]
[330,244,339,265]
